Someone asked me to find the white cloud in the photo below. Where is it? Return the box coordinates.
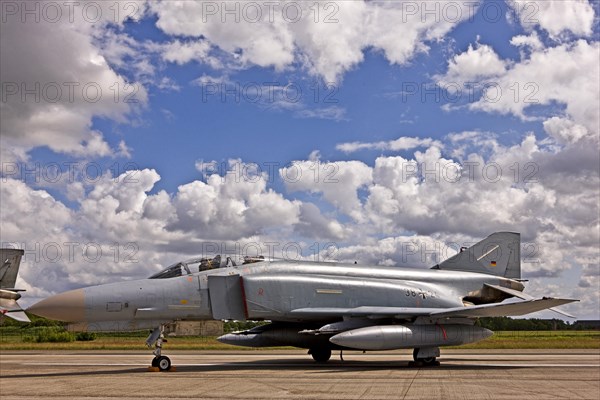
[294,203,348,241]
[364,2,476,66]
[149,1,479,82]
[2,135,598,317]
[161,39,224,70]
[0,179,72,241]
[172,161,301,240]
[437,37,599,138]
[333,234,458,268]
[507,0,595,40]
[296,106,347,121]
[191,74,229,86]
[336,137,441,153]
[510,32,544,51]
[543,116,594,144]
[281,159,373,222]
[357,133,599,283]
[463,40,599,133]
[437,43,508,85]
[162,40,212,65]
[0,163,302,294]
[0,2,148,161]
[2,0,597,320]
[150,1,296,71]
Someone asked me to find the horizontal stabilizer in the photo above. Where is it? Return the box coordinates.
[0,298,31,323]
[429,298,578,319]
[484,284,576,318]
[2,310,30,323]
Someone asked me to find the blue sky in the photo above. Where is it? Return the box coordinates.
[1,1,599,319]
[101,2,564,194]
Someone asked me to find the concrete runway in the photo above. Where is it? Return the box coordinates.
[1,349,599,399]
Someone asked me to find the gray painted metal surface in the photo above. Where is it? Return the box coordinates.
[0,249,29,322]
[23,232,578,360]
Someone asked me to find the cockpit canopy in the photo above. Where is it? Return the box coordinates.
[148,255,266,279]
[148,262,190,279]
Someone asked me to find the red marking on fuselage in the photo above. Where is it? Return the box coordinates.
[437,324,448,340]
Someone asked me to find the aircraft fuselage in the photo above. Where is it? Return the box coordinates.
[29,261,523,332]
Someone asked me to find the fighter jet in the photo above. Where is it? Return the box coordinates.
[26,232,576,370]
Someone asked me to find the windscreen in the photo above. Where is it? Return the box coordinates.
[148,263,191,279]
[148,254,263,278]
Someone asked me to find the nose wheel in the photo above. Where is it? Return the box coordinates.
[152,355,172,371]
[147,325,172,371]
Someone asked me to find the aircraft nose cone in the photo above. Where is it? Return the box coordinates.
[28,289,85,322]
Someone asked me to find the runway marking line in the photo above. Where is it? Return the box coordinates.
[19,362,600,368]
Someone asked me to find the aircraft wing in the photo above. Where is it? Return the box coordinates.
[291,306,440,319]
[429,297,578,319]
[291,297,578,320]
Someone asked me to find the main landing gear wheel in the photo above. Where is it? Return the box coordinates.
[412,348,440,367]
[309,348,332,363]
[156,355,172,371]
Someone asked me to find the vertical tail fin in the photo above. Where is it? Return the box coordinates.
[435,232,521,279]
[0,249,24,289]
[0,249,29,323]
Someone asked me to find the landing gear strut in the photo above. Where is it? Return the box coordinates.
[147,326,171,371]
[309,347,332,363]
[410,347,440,367]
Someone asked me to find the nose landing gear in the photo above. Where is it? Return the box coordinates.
[147,326,172,371]
[152,355,172,371]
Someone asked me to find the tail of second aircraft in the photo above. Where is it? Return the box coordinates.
[0,249,30,323]
[0,249,24,290]
[433,232,521,279]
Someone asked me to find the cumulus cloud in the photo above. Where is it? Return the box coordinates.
[507,0,596,40]
[333,234,460,268]
[280,159,373,222]
[149,1,478,82]
[294,203,348,241]
[0,163,303,299]
[2,133,598,316]
[437,39,600,135]
[171,173,301,240]
[281,127,597,298]
[162,40,212,65]
[472,40,599,130]
[0,1,148,161]
[510,32,544,51]
[543,116,594,144]
[362,134,598,279]
[437,43,508,85]
[2,0,597,320]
